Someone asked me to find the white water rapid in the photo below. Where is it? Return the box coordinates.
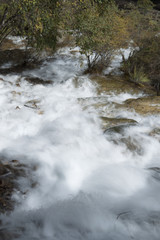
[0,47,160,240]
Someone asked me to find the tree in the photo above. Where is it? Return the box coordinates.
[61,0,129,72]
[121,3,160,94]
[0,0,60,50]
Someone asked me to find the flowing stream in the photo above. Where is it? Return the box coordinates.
[0,46,160,240]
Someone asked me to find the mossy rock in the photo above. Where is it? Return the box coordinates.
[101,116,137,131]
[90,75,154,95]
[119,96,160,115]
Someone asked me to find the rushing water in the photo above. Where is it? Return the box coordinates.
[0,47,160,240]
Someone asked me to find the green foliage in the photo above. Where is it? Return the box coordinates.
[121,0,160,87]
[126,64,149,84]
[0,0,60,50]
[91,0,115,14]
[137,0,154,9]
[121,36,160,91]
[0,2,12,45]
[0,0,159,80]
[126,6,160,47]
[61,0,128,72]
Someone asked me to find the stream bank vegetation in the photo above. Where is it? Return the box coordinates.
[120,0,160,94]
[0,0,59,49]
[60,0,129,73]
[0,0,160,94]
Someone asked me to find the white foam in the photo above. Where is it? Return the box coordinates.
[0,47,160,240]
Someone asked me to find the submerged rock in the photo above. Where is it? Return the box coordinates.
[105,133,143,155]
[24,76,52,85]
[104,122,144,154]
[148,128,160,141]
[104,122,136,134]
[147,167,160,181]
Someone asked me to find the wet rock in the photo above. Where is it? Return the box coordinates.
[0,160,25,213]
[78,97,108,109]
[78,96,116,117]
[24,99,40,109]
[0,49,43,75]
[24,76,52,85]
[0,158,35,216]
[37,110,44,115]
[109,135,143,154]
[0,38,26,51]
[149,128,160,140]
[0,229,21,240]
[0,49,29,68]
[100,116,137,131]
[91,75,154,95]
[120,136,143,154]
[119,96,160,115]
[104,122,137,134]
[104,123,143,154]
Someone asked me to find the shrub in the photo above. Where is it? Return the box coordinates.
[121,36,160,94]
[61,0,129,73]
[0,0,60,50]
[137,0,154,9]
